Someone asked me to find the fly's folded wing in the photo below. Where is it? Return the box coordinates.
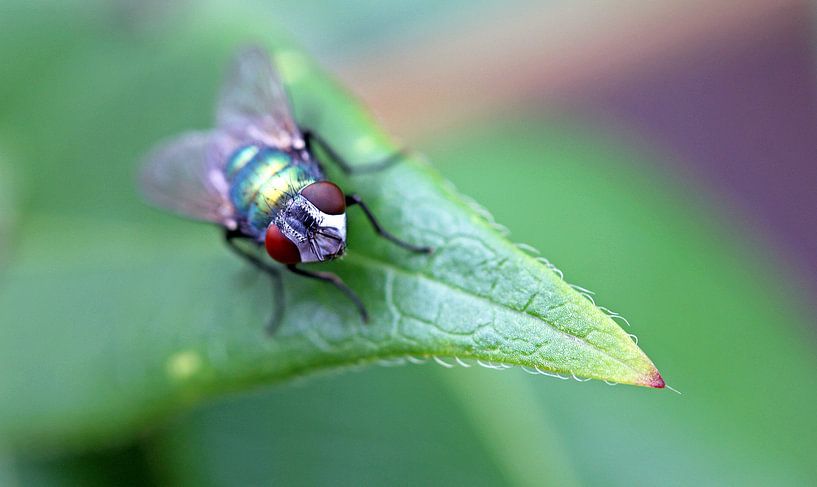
[216,46,303,150]
[140,46,305,228]
[138,130,237,229]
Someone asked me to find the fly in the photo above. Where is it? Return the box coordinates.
[139,46,432,332]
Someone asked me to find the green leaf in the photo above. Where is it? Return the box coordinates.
[133,115,817,486]
[0,157,14,265]
[0,13,662,453]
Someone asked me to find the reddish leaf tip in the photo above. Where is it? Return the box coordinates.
[648,371,665,389]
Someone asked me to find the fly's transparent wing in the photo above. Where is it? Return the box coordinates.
[139,131,237,229]
[216,46,303,149]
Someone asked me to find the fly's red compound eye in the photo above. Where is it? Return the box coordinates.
[300,181,346,215]
[265,224,301,264]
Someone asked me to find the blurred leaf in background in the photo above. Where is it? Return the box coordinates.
[2,1,817,486]
[0,156,14,267]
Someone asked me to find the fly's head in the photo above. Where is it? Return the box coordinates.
[265,181,347,264]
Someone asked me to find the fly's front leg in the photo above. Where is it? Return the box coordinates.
[302,130,408,175]
[286,264,369,323]
[346,194,433,254]
[225,229,284,334]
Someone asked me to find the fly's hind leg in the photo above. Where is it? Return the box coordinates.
[286,264,369,323]
[225,229,284,334]
[302,130,408,175]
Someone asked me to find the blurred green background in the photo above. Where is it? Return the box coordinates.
[2,1,817,485]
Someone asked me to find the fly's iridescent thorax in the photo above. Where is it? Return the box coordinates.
[226,144,323,239]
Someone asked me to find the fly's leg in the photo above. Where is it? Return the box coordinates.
[225,229,284,334]
[302,130,408,175]
[286,264,369,323]
[346,194,434,254]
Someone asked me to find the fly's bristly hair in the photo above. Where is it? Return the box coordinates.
[290,197,323,232]
[274,195,328,247]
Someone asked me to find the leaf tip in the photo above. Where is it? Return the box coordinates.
[645,370,665,389]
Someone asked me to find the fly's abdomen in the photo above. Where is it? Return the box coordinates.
[227,145,319,237]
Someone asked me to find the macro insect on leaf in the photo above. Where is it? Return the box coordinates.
[140,46,431,332]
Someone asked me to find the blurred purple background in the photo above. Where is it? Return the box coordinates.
[582,3,817,309]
